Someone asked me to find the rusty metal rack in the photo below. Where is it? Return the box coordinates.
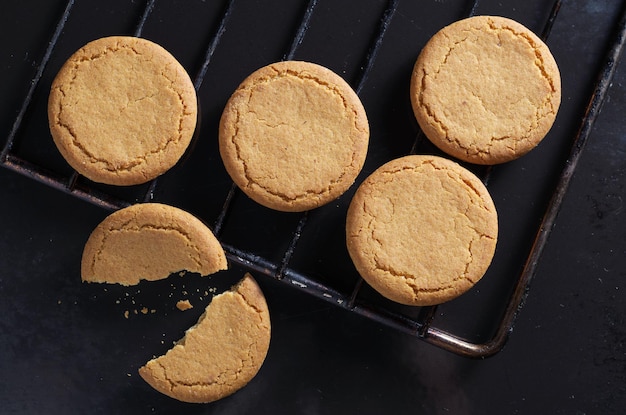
[2,0,626,357]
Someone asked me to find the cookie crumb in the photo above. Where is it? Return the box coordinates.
[124,310,129,319]
[176,300,193,311]
[141,307,149,314]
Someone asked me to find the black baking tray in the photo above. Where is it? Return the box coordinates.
[2,0,625,364]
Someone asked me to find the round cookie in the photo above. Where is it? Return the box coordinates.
[48,36,197,185]
[219,60,369,212]
[139,273,271,403]
[410,15,561,165]
[346,155,498,306]
[81,203,227,286]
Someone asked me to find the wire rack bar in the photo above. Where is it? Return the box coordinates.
[193,0,236,91]
[1,0,74,162]
[134,0,156,37]
[353,0,400,94]
[284,0,319,61]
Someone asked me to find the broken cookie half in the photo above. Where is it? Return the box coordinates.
[81,203,227,285]
[138,273,271,403]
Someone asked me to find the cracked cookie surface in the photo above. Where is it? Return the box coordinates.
[81,203,226,285]
[48,36,197,185]
[410,15,561,165]
[346,155,498,306]
[138,273,271,403]
[219,60,369,212]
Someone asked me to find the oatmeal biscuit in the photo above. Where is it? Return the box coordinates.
[346,155,498,306]
[410,16,561,164]
[219,60,369,211]
[48,36,197,185]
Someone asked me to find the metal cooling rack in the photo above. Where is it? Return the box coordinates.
[2,0,626,358]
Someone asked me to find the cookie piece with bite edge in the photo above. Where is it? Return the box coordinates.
[139,273,271,403]
[219,60,369,212]
[81,203,226,285]
[48,36,197,185]
[410,15,561,164]
[346,155,498,306]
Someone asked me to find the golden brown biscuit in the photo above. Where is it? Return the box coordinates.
[410,16,561,164]
[139,273,271,403]
[346,155,498,306]
[219,60,369,212]
[81,203,227,285]
[48,36,197,185]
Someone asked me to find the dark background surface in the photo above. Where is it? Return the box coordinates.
[1,0,626,413]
